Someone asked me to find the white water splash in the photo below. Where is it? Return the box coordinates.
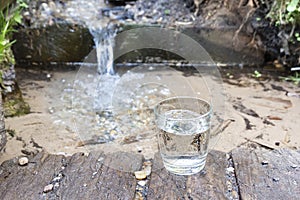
[62,0,116,75]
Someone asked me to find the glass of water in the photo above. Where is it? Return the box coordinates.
[154,96,212,175]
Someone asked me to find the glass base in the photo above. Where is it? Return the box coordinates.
[162,154,207,175]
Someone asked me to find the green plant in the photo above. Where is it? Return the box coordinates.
[252,70,262,78]
[267,0,300,25]
[267,0,300,38]
[0,0,27,66]
[266,0,300,67]
[280,71,300,84]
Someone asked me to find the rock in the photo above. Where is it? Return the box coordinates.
[261,160,269,165]
[0,130,6,152]
[2,83,30,117]
[48,107,55,114]
[13,23,94,64]
[291,164,298,169]
[142,162,152,176]
[272,177,280,182]
[43,184,54,193]
[134,170,147,180]
[0,93,6,152]
[18,157,29,166]
[137,180,147,187]
[226,166,235,173]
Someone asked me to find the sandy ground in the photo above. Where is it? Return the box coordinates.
[0,66,299,164]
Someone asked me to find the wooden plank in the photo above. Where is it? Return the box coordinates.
[186,151,238,199]
[232,147,300,200]
[148,150,238,199]
[0,151,143,200]
[0,152,67,200]
[2,147,298,199]
[51,151,142,200]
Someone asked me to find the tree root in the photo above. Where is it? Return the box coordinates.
[232,7,256,47]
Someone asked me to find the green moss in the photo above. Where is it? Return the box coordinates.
[2,83,30,117]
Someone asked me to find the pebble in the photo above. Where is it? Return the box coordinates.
[261,160,269,165]
[92,172,97,177]
[134,171,147,180]
[43,184,54,193]
[110,130,118,137]
[272,177,280,182]
[291,164,298,169]
[232,190,239,199]
[143,165,152,176]
[52,176,62,182]
[53,182,60,188]
[226,154,230,159]
[226,180,232,192]
[137,180,147,187]
[293,180,297,185]
[48,107,55,114]
[226,167,235,173]
[18,157,29,166]
[136,191,143,198]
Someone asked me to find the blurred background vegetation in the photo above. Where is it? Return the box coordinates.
[0,0,30,117]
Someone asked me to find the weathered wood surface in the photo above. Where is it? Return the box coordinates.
[0,147,299,200]
[0,151,142,200]
[232,147,300,200]
[148,151,238,199]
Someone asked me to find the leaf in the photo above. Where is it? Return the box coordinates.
[13,13,22,24]
[287,0,300,12]
[17,0,28,8]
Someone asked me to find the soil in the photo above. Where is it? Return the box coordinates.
[1,0,299,163]
[0,66,299,164]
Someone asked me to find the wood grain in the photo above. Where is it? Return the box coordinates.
[232,147,300,200]
[147,150,235,199]
[1,147,299,199]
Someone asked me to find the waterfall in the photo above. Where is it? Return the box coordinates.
[62,0,116,74]
[89,26,116,75]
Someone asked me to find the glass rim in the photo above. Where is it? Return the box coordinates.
[154,96,212,121]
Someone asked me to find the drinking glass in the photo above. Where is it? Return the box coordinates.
[154,96,212,175]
